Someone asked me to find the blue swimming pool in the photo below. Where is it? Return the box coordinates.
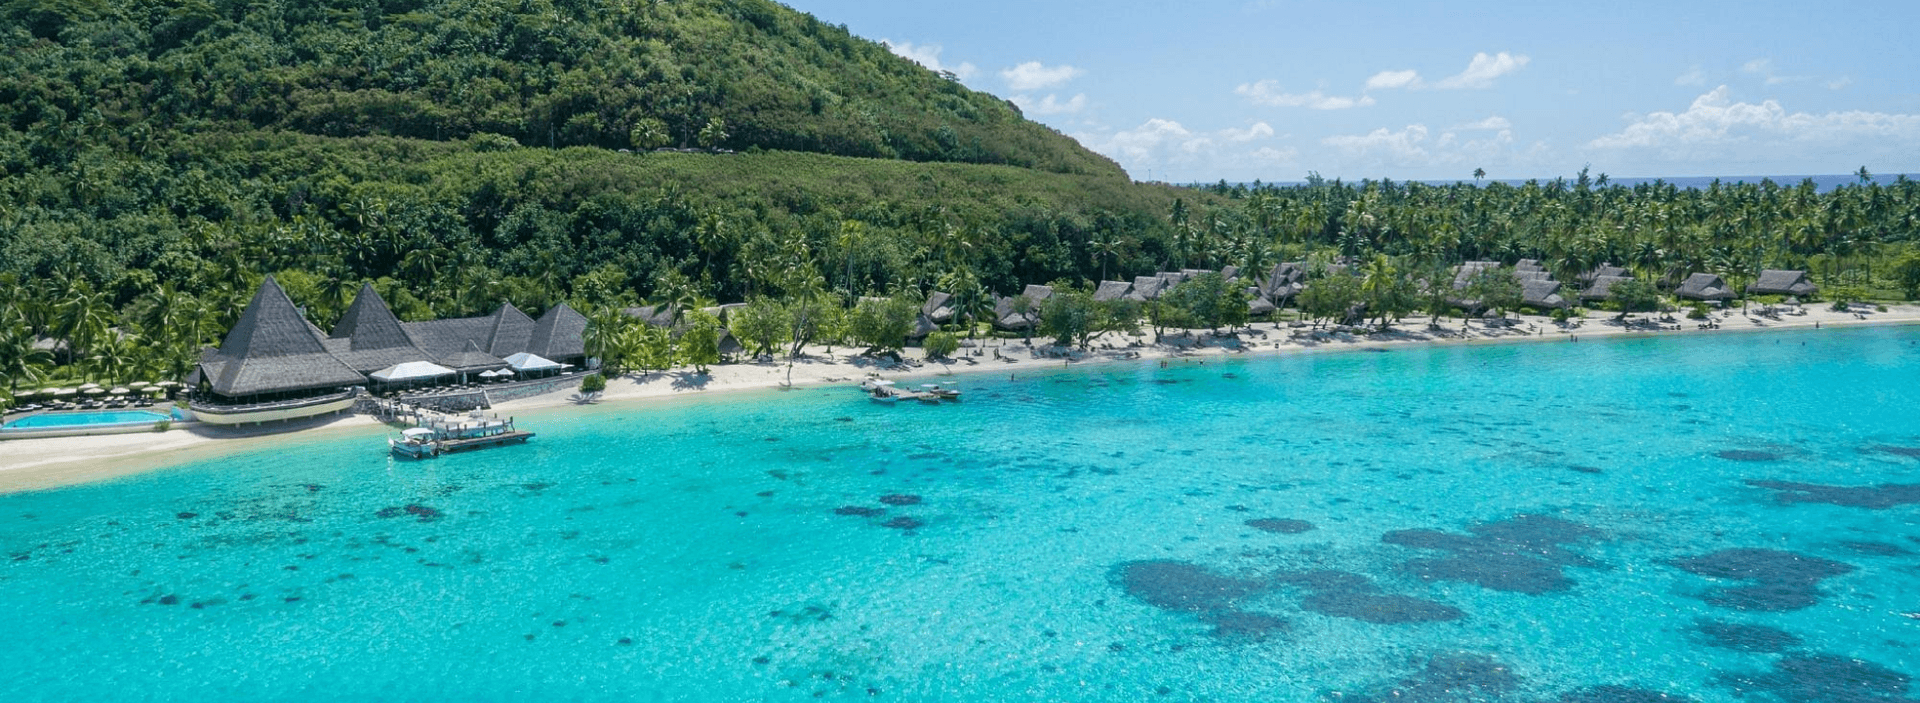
[1,408,180,430]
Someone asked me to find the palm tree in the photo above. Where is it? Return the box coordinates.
[0,319,53,394]
[583,306,631,374]
[57,285,114,369]
[1090,235,1125,282]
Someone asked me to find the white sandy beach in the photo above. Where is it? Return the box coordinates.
[4,303,1917,493]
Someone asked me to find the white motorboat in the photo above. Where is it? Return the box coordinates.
[390,427,440,458]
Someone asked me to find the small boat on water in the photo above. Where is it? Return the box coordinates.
[859,378,954,404]
[389,413,534,458]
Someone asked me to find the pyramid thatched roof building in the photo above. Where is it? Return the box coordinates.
[196,276,367,400]
[195,278,597,404]
[526,302,588,363]
[324,283,432,373]
[404,303,536,360]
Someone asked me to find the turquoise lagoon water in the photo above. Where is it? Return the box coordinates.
[2,409,179,430]
[4,327,1919,701]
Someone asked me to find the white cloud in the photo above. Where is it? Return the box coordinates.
[1001,61,1083,91]
[1675,66,1707,87]
[1742,58,1811,86]
[1323,125,1431,160]
[1011,93,1088,115]
[1587,86,1920,150]
[1434,52,1530,90]
[1456,116,1512,131]
[882,40,976,81]
[1250,146,1299,163]
[1828,77,1853,91]
[1365,69,1422,90]
[1221,122,1275,142]
[1074,119,1299,180]
[1086,118,1199,163]
[1235,80,1375,110]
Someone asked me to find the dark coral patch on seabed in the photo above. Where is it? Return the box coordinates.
[1343,653,1518,703]
[1344,652,1691,703]
[1669,549,1855,612]
[1718,450,1783,462]
[1270,570,1462,624]
[1692,619,1803,653]
[1246,518,1314,534]
[832,506,884,517]
[1746,480,1920,509]
[877,494,921,506]
[1382,514,1605,594]
[1715,654,1913,703]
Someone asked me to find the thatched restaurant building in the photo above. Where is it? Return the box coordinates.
[188,277,586,425]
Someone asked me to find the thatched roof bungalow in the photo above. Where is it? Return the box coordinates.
[1093,280,1133,302]
[1581,275,1633,303]
[992,285,1053,331]
[1747,270,1817,297]
[1520,279,1568,309]
[922,291,954,323]
[1126,275,1167,301]
[1579,265,1629,284]
[1675,273,1736,301]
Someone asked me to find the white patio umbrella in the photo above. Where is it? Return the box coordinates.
[370,361,457,384]
[83,387,106,396]
[78,383,102,391]
[502,352,563,372]
[110,387,131,395]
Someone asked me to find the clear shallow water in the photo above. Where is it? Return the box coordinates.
[2,409,177,430]
[4,327,1919,702]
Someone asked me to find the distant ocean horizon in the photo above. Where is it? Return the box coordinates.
[1216,173,1914,193]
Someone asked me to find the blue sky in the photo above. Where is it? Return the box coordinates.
[782,0,1919,183]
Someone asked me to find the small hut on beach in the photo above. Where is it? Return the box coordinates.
[921,291,955,323]
[1581,275,1633,303]
[1126,276,1167,301]
[1093,280,1134,302]
[1746,270,1818,297]
[992,285,1053,331]
[1580,265,1630,284]
[1520,279,1569,309]
[1675,273,1736,302]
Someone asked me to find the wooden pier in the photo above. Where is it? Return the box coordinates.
[436,430,535,453]
[378,398,533,457]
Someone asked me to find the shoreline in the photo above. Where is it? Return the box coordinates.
[4,304,1917,494]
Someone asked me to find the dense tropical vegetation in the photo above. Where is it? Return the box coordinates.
[3,0,1919,405]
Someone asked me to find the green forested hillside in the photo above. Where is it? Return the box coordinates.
[1,0,1119,174]
[0,0,1190,327]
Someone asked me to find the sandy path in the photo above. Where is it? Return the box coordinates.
[5,303,1915,493]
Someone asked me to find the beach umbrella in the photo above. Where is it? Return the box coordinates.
[142,387,166,397]
[110,387,131,395]
[78,383,102,390]
[83,387,106,396]
[52,388,77,397]
[128,381,152,389]
[156,381,182,388]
